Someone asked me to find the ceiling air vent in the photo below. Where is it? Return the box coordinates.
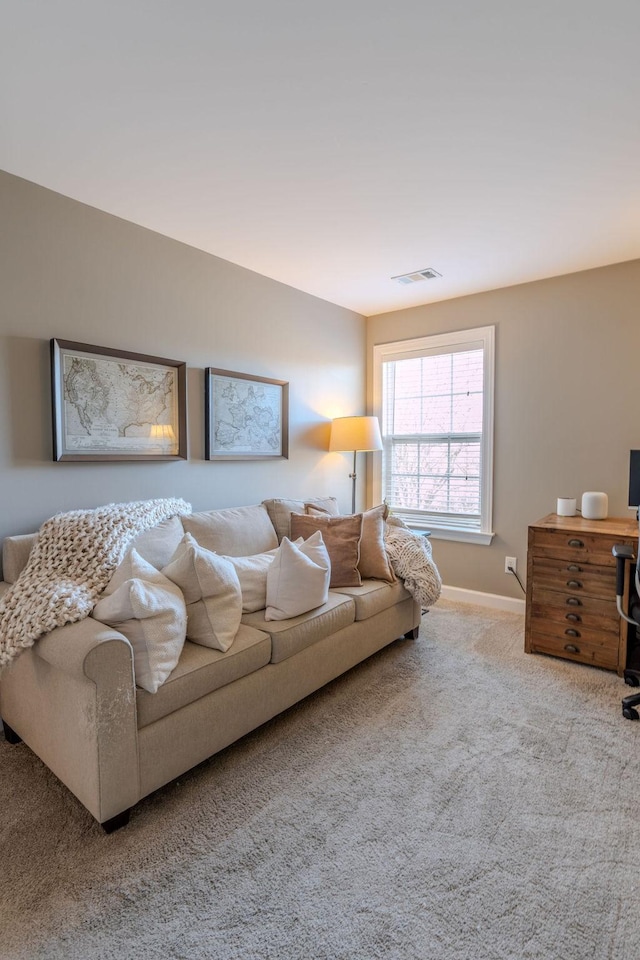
[392,267,442,285]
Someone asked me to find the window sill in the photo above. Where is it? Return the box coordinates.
[427,528,495,546]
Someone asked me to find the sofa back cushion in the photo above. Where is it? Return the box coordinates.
[262,497,339,542]
[182,504,278,556]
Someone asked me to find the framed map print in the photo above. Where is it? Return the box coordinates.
[205,368,289,460]
[50,339,187,461]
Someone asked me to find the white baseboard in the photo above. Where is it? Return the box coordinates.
[440,584,526,614]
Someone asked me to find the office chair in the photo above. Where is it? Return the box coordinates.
[613,450,640,720]
[613,543,640,719]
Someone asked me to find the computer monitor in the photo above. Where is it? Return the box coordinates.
[630,450,640,509]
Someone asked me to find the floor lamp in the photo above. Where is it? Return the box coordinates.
[329,416,383,514]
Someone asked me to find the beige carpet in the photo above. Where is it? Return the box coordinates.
[1,600,639,960]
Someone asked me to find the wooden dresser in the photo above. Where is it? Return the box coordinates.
[525,513,638,674]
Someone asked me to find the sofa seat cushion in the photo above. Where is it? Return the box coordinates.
[136,624,271,728]
[242,592,355,664]
[330,579,411,621]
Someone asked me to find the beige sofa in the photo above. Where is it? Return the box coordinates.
[0,499,421,831]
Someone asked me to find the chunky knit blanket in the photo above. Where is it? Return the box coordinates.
[384,517,442,608]
[0,498,192,672]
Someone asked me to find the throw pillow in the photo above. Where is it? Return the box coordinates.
[92,550,187,694]
[224,549,277,613]
[289,513,363,587]
[262,497,339,542]
[162,533,242,652]
[358,504,396,583]
[222,540,302,612]
[265,532,331,621]
[306,503,395,583]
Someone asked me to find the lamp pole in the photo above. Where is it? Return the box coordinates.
[349,449,357,514]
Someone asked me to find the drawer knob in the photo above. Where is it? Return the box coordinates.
[566,580,583,589]
[567,564,582,572]
[568,539,584,548]
[566,597,582,606]
[564,643,580,654]
[565,628,581,638]
[566,613,581,622]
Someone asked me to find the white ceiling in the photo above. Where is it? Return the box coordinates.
[2,1,639,316]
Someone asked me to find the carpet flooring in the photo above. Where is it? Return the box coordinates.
[1,600,639,960]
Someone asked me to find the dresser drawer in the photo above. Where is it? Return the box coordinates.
[529,628,619,671]
[530,557,615,601]
[529,528,628,566]
[529,599,620,636]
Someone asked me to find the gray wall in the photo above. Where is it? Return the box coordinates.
[367,260,640,598]
[0,171,366,564]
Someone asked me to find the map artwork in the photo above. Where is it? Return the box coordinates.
[212,376,282,455]
[62,354,178,453]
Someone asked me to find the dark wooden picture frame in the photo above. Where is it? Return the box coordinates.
[51,338,187,461]
[205,367,289,460]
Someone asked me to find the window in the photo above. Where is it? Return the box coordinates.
[372,326,495,544]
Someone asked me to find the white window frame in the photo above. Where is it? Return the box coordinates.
[372,325,495,545]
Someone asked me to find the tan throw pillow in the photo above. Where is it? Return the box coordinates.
[265,532,331,621]
[162,534,242,652]
[262,497,339,542]
[92,550,187,694]
[359,504,396,583]
[306,503,395,583]
[289,513,363,587]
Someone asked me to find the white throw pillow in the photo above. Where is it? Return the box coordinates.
[92,550,187,694]
[223,549,278,613]
[162,533,242,652]
[222,539,304,612]
[265,531,331,621]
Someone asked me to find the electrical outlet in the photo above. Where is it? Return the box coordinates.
[505,556,517,574]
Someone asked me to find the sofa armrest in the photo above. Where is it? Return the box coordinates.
[1,615,140,825]
[34,616,133,683]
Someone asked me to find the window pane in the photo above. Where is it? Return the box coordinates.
[452,350,483,392]
[419,443,449,476]
[392,398,421,433]
[389,475,419,507]
[449,478,481,515]
[418,475,450,512]
[451,392,483,433]
[390,441,418,474]
[449,441,481,477]
[421,394,452,433]
[393,358,422,398]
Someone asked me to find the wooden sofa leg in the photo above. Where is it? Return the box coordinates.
[404,626,420,640]
[2,720,22,744]
[101,809,131,833]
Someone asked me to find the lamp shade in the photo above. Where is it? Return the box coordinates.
[329,416,382,453]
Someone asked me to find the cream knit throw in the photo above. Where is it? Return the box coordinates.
[384,516,442,608]
[0,498,192,672]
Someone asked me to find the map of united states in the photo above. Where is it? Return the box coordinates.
[63,356,176,450]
